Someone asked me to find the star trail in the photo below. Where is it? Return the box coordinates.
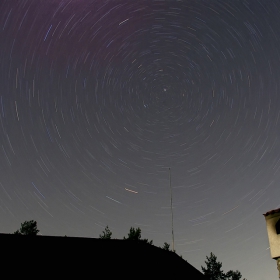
[1,0,280,278]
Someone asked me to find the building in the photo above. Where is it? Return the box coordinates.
[1,233,208,279]
[263,207,280,278]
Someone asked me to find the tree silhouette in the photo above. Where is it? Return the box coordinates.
[201,252,226,280]
[99,225,112,239]
[162,242,171,251]
[201,252,243,280]
[14,220,39,236]
[123,227,153,245]
[225,270,242,280]
[123,227,141,240]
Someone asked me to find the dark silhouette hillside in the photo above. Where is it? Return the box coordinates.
[1,233,207,279]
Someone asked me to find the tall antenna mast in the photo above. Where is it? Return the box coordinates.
[169,167,175,251]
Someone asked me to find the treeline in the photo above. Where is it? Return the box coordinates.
[12,220,247,280]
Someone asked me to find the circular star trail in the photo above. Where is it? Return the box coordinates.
[1,1,280,279]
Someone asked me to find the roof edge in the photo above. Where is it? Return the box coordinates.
[263,208,280,216]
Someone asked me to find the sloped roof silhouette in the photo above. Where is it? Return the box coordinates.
[1,233,208,279]
[263,207,280,216]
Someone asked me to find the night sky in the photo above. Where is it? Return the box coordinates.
[0,0,280,278]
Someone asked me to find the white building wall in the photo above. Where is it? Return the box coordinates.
[265,212,280,259]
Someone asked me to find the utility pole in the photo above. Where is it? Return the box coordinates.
[169,167,175,251]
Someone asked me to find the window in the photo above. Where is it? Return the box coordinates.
[276,218,280,235]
